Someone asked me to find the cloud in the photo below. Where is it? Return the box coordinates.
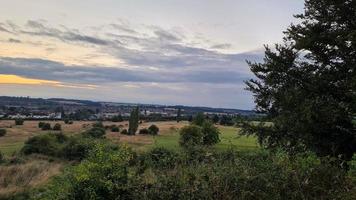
[0,57,251,84]
[210,43,232,49]
[8,38,21,43]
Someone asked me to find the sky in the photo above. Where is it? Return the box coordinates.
[0,0,304,109]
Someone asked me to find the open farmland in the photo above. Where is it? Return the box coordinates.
[0,120,258,155]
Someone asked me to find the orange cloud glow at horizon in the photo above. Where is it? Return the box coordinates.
[0,74,98,89]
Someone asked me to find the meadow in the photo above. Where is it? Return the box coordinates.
[0,120,258,155]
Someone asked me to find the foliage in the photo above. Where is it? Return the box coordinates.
[244,0,356,163]
[38,122,45,128]
[15,119,24,126]
[176,108,181,122]
[60,136,96,161]
[192,112,205,126]
[201,121,220,145]
[219,115,234,126]
[212,114,219,124]
[53,123,61,131]
[0,129,6,137]
[21,134,63,157]
[84,127,106,138]
[41,123,51,131]
[92,121,104,128]
[38,144,134,200]
[121,129,129,135]
[128,107,139,135]
[148,124,159,135]
[64,119,73,124]
[111,125,120,132]
[139,128,149,135]
[179,125,203,148]
[111,115,124,122]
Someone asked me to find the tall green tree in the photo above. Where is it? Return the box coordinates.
[244,0,356,164]
[176,108,182,123]
[192,112,206,126]
[128,107,139,135]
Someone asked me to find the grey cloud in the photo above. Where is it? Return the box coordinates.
[21,20,109,45]
[8,38,21,43]
[210,43,232,49]
[0,57,250,84]
[0,20,261,72]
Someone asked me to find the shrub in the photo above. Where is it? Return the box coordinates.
[15,118,24,125]
[111,115,123,122]
[53,123,62,131]
[21,134,62,156]
[148,124,159,135]
[179,125,203,148]
[192,112,206,126]
[84,127,106,138]
[0,128,6,137]
[111,125,120,132]
[41,123,52,130]
[92,121,104,128]
[145,147,178,169]
[64,119,73,124]
[60,136,95,160]
[121,129,129,135]
[139,128,150,134]
[201,121,220,145]
[0,151,4,163]
[38,122,46,128]
[40,144,134,199]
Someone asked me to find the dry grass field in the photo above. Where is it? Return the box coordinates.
[0,120,258,155]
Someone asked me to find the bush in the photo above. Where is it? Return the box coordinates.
[139,128,150,134]
[201,121,220,145]
[53,123,62,131]
[145,147,178,169]
[0,151,4,163]
[121,129,129,135]
[64,119,73,124]
[111,125,120,132]
[148,124,159,135]
[60,136,95,160]
[21,134,62,156]
[179,125,203,148]
[38,122,46,128]
[0,128,6,137]
[192,112,206,126]
[111,115,123,122]
[41,123,52,130]
[84,127,106,138]
[40,144,134,200]
[92,121,104,128]
[15,118,24,125]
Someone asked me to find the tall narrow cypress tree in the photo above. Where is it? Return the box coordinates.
[128,106,139,135]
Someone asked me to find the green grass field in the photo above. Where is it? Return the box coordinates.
[148,126,258,151]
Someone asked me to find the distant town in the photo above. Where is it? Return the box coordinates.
[0,96,257,121]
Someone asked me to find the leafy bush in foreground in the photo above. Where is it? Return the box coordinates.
[36,148,355,200]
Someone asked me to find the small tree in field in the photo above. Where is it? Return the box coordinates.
[179,125,203,148]
[15,118,24,125]
[148,124,159,135]
[41,123,51,130]
[53,123,62,131]
[201,121,220,145]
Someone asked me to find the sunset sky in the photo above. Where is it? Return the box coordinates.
[0,0,304,109]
